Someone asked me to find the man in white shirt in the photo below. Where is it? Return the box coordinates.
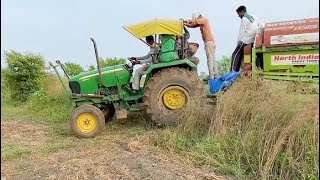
[130,35,158,93]
[231,5,264,72]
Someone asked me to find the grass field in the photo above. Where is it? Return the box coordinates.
[1,73,319,180]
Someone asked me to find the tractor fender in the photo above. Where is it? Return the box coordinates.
[143,59,197,75]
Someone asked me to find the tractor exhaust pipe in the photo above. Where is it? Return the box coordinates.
[90,37,104,89]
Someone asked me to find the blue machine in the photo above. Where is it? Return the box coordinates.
[208,70,240,94]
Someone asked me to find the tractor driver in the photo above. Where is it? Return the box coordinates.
[129,35,158,93]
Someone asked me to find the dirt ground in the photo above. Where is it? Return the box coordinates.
[1,120,228,180]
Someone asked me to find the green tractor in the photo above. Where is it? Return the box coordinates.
[51,17,319,138]
[50,19,204,138]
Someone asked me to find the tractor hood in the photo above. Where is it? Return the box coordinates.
[70,64,125,82]
[68,64,131,94]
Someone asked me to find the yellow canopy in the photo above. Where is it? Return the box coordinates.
[123,18,183,39]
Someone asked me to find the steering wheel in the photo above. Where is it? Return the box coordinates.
[127,57,137,65]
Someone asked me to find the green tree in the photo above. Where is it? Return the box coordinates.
[99,57,126,68]
[4,50,46,102]
[88,65,96,71]
[87,57,126,71]
[64,62,84,76]
[218,56,231,75]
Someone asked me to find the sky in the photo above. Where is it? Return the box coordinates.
[1,0,319,74]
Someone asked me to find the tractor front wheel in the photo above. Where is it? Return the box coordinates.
[69,104,105,138]
[143,67,204,126]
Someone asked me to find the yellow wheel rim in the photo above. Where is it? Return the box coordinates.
[76,113,97,133]
[163,88,187,110]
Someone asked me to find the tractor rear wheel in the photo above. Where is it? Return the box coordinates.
[69,104,105,138]
[143,67,204,126]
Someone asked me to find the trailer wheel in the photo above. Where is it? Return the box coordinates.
[69,104,105,138]
[143,67,204,126]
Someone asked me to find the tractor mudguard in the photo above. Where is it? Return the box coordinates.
[143,59,197,75]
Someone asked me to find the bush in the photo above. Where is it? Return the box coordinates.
[64,62,84,77]
[2,73,73,124]
[1,68,10,101]
[26,87,72,124]
[199,56,231,78]
[4,51,46,102]
[218,56,231,75]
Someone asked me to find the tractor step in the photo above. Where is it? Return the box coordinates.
[116,109,128,119]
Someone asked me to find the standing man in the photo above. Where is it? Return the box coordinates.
[184,12,219,80]
[130,35,158,93]
[231,5,264,72]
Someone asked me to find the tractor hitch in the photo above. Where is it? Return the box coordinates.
[49,60,71,97]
